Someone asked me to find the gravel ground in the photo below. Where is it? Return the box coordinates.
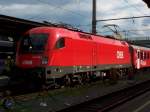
[0,71,150,112]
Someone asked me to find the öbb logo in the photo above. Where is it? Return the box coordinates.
[117,51,124,59]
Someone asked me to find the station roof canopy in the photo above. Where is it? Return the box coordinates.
[0,14,47,38]
[143,0,150,8]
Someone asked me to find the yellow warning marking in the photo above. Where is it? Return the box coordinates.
[133,100,150,112]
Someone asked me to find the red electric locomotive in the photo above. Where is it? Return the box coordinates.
[16,26,132,85]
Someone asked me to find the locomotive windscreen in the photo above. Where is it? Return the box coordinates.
[19,33,48,54]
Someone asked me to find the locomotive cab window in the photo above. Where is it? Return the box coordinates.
[19,33,48,54]
[55,38,65,48]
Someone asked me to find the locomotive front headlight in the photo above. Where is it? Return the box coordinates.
[42,56,48,65]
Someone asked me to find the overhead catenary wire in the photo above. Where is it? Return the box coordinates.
[108,4,144,13]
[27,0,87,26]
[35,0,86,17]
[10,0,148,37]
[98,30,144,36]
[34,0,149,37]
[99,28,150,33]
[97,27,150,38]
[123,0,147,16]
[97,15,150,22]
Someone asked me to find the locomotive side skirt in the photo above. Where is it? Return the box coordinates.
[46,64,131,78]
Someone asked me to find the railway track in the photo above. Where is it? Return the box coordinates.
[58,80,150,112]
[0,79,41,97]
[0,73,150,112]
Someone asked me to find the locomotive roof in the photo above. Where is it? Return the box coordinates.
[131,44,150,51]
[30,26,122,41]
[29,26,129,47]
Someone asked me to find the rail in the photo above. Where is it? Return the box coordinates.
[58,80,150,112]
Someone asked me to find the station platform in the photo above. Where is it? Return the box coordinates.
[0,71,150,112]
[0,75,9,87]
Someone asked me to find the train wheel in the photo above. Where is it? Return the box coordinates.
[80,72,90,84]
[109,69,118,84]
[78,75,83,85]
[64,74,73,87]
[127,68,134,80]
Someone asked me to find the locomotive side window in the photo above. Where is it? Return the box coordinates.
[56,38,65,48]
[144,52,146,60]
[146,52,148,59]
[137,51,140,58]
[148,52,150,59]
[140,52,143,60]
[146,52,148,60]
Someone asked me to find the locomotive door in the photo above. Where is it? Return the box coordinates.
[137,50,140,69]
[92,42,98,67]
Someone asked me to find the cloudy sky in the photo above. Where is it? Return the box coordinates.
[0,0,150,39]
